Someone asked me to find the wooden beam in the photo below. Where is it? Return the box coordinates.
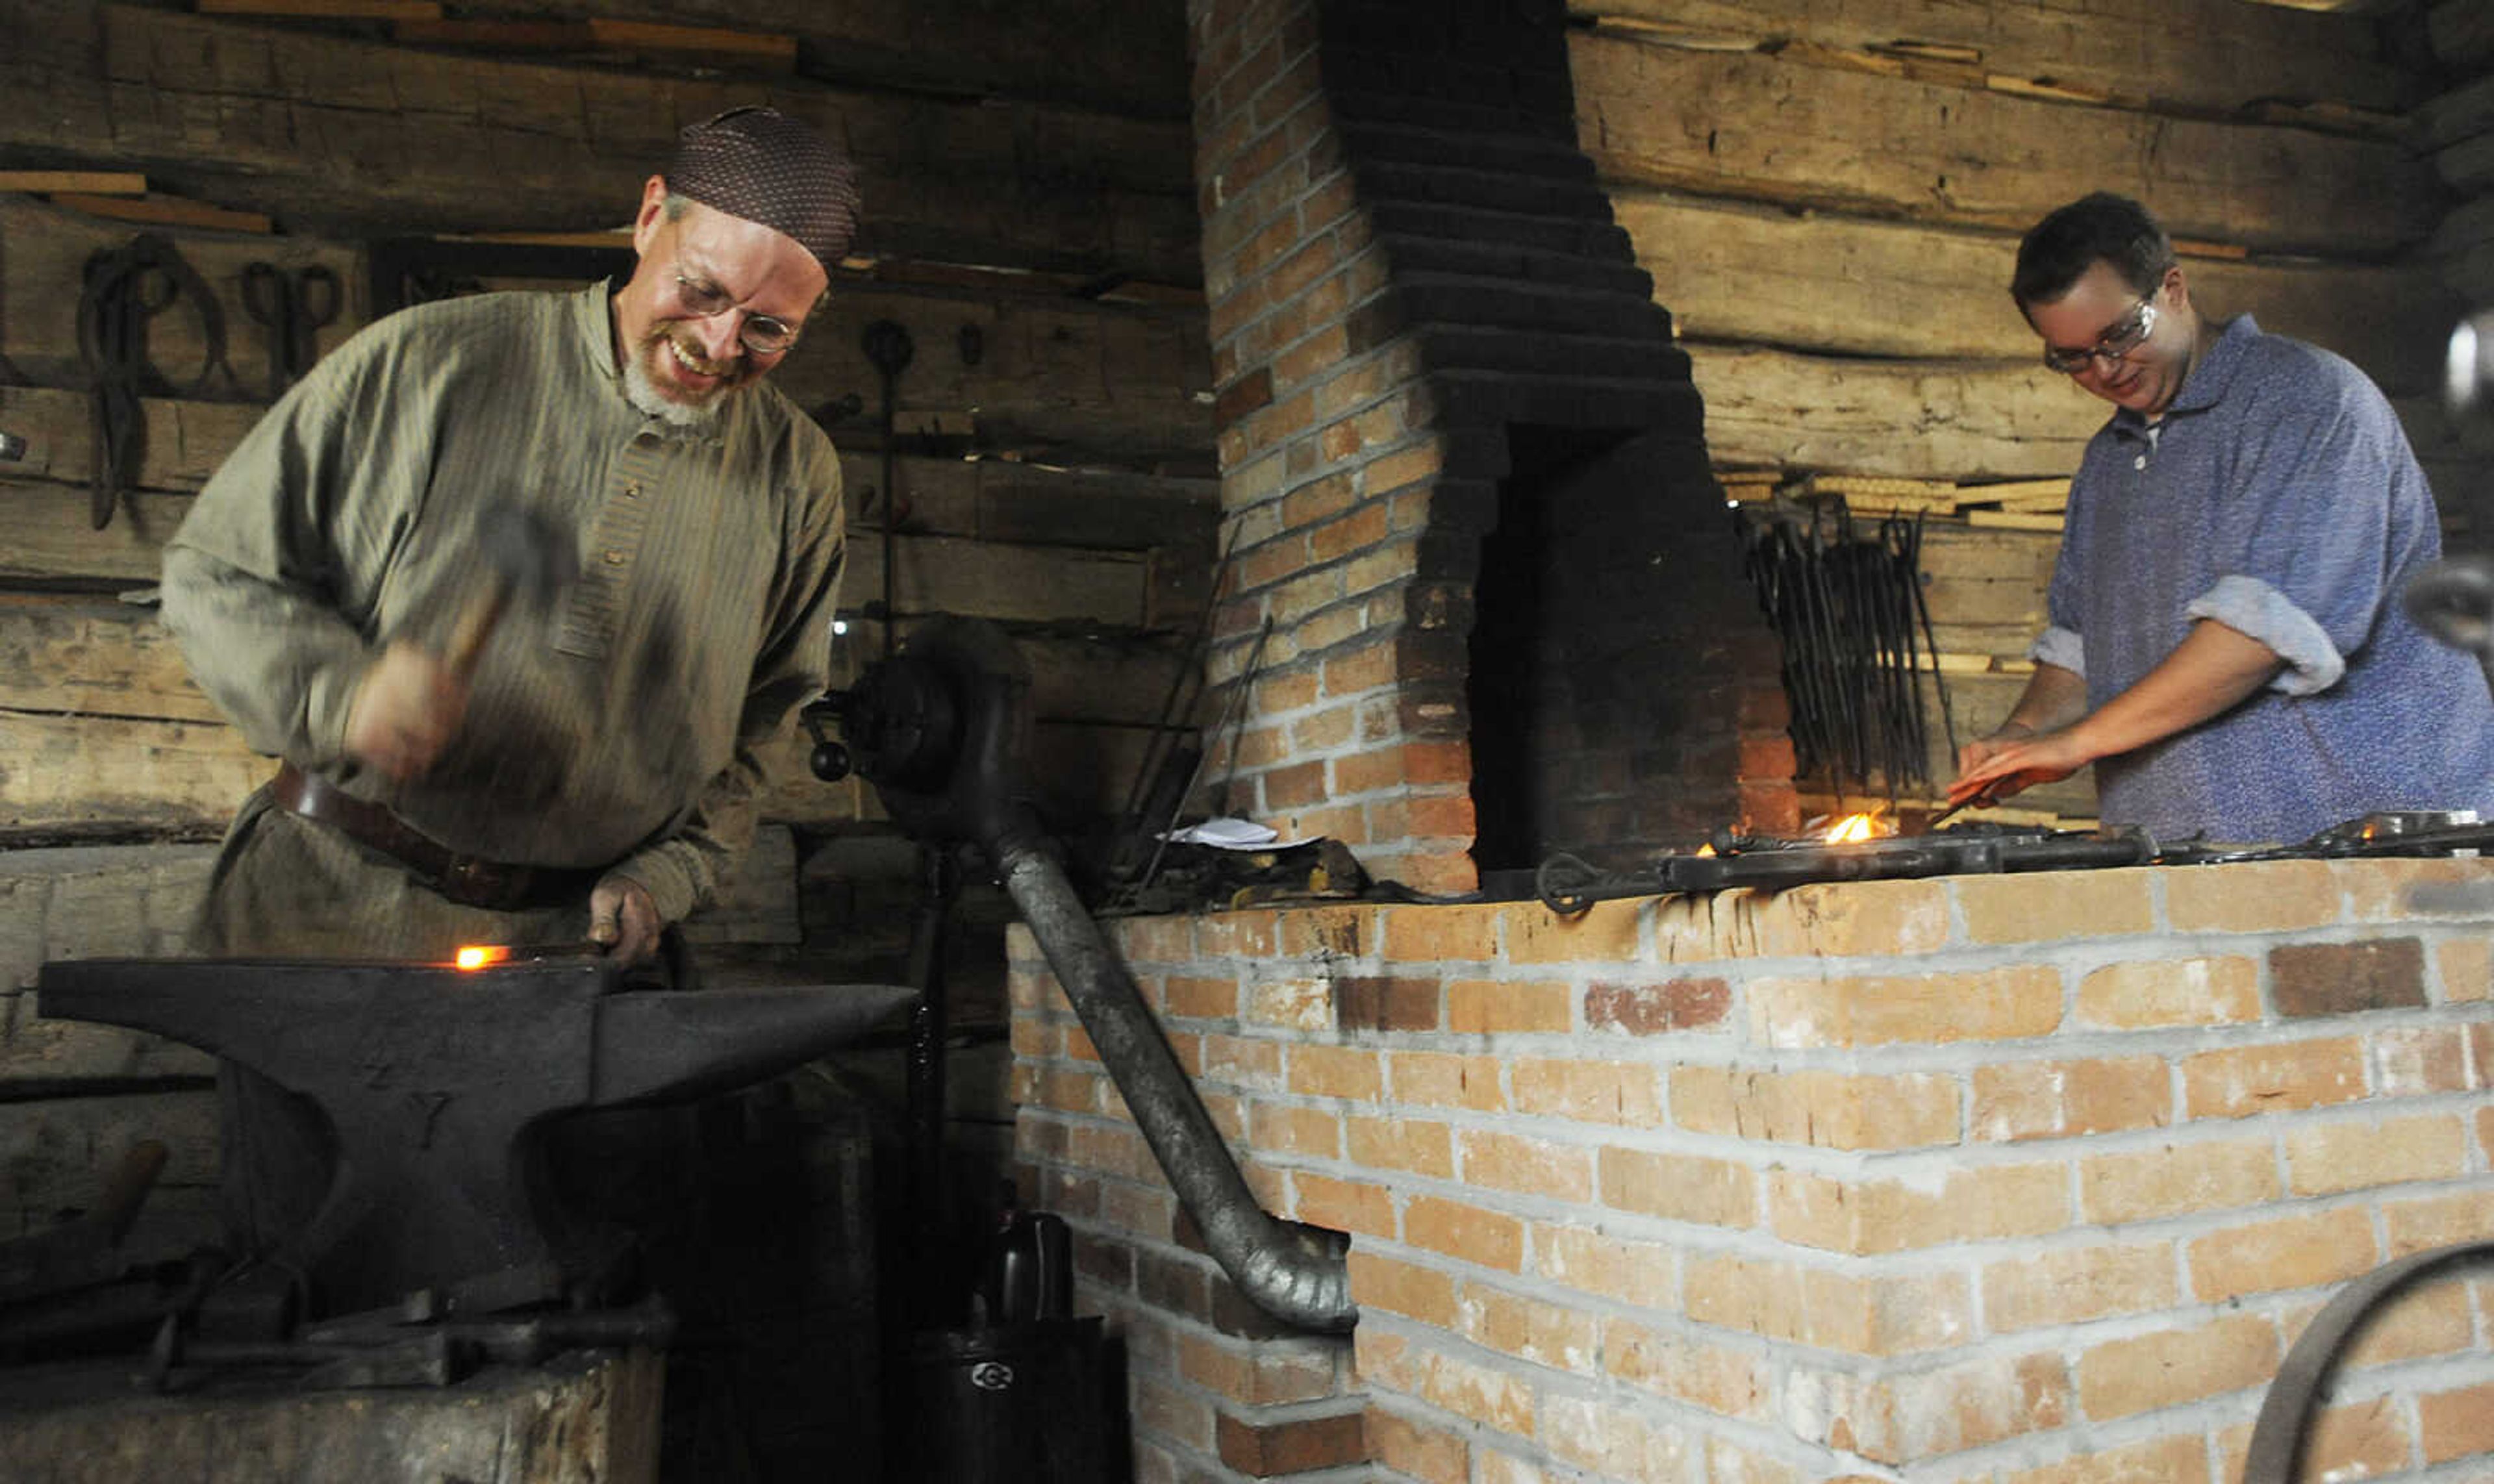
[0,595,220,724]
[197,0,441,16]
[1965,510,2066,531]
[0,388,264,494]
[0,197,1213,470]
[0,171,145,195]
[773,283,1213,467]
[1691,346,2494,498]
[587,19,798,68]
[1565,0,2418,116]
[45,194,273,234]
[1689,346,2101,480]
[0,710,265,835]
[1570,31,2444,257]
[0,4,1199,285]
[0,470,1186,635]
[0,197,364,399]
[391,17,799,71]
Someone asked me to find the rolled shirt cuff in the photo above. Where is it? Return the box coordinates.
[605,848,701,928]
[2184,574,2343,697]
[2027,625,2085,677]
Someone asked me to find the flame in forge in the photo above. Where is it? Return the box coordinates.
[1821,812,1889,844]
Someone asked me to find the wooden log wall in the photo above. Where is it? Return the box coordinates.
[1569,0,2494,824]
[0,0,1217,1239]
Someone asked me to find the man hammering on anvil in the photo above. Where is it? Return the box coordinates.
[164,106,855,965]
[159,108,858,1251]
[1948,192,2494,842]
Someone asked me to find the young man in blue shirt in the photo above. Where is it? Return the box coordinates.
[1948,192,2494,842]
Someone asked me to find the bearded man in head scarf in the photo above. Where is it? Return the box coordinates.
[165,106,860,967]
[158,108,862,1256]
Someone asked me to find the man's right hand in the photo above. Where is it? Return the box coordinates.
[343,640,470,780]
[1954,723,2035,783]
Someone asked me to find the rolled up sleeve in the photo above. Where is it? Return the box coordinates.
[2028,624,2086,677]
[2185,573,2341,696]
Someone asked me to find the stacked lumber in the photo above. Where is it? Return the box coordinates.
[1724,470,2070,527]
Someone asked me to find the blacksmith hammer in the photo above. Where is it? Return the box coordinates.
[441,505,579,676]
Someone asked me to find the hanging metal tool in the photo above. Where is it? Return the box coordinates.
[1739,499,1944,799]
[77,233,232,530]
[861,319,916,664]
[239,260,342,399]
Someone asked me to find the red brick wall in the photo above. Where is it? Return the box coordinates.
[1013,857,2494,1481]
[1187,0,1796,897]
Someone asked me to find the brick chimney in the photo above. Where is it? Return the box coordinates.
[1189,0,1798,897]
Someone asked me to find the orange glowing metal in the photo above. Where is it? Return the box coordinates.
[1822,812,1885,844]
[453,945,510,971]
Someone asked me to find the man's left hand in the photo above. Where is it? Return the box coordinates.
[589,876,664,966]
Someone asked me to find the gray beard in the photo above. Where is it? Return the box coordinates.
[622,349,723,430]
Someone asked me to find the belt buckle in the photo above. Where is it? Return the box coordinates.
[439,856,522,909]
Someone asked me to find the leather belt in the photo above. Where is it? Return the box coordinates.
[269,762,603,912]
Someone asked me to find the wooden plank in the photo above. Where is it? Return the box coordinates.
[1565,0,2418,116]
[540,0,1192,121]
[0,195,366,397]
[1609,190,2465,394]
[836,450,1218,553]
[1965,510,2066,531]
[0,198,1211,470]
[197,0,442,16]
[775,286,1213,467]
[1570,31,2444,257]
[0,479,195,585]
[1919,574,2047,629]
[1915,524,2060,585]
[0,597,1161,745]
[0,171,144,195]
[0,5,1200,284]
[586,19,798,68]
[1956,479,2071,507]
[1689,346,2102,479]
[843,530,1149,627]
[0,472,1167,629]
[0,388,266,494]
[1687,346,2494,493]
[0,710,265,833]
[44,193,273,234]
[386,268,1215,467]
[392,18,800,71]
[1930,652,2035,676]
[0,595,220,723]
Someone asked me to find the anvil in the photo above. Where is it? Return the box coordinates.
[36,956,914,1316]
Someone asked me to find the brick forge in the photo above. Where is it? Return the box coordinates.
[1010,858,2494,1482]
[1187,0,1796,898]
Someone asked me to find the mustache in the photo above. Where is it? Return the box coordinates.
[652,327,746,381]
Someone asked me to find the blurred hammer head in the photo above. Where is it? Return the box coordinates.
[479,505,580,607]
[443,506,579,673]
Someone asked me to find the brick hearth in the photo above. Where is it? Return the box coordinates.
[1189,0,1797,896]
[1011,857,2494,1481]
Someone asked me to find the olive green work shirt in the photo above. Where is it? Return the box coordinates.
[160,281,846,946]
